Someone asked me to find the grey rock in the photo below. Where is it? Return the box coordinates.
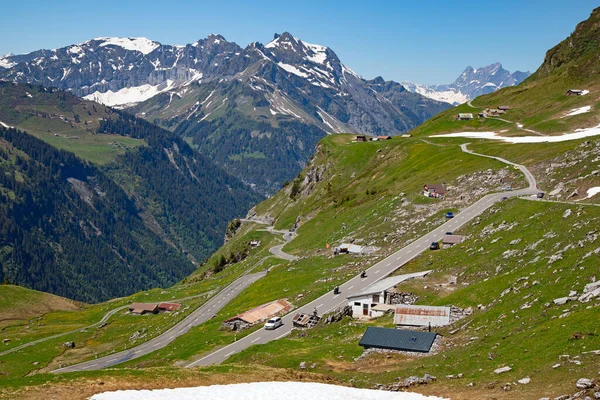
[576,378,594,389]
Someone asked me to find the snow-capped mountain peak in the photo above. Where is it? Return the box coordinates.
[0,32,451,136]
[91,37,161,55]
[403,63,530,105]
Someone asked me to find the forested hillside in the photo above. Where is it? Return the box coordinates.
[0,127,192,302]
[0,83,262,302]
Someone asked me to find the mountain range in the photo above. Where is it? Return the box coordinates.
[0,33,452,194]
[402,63,530,105]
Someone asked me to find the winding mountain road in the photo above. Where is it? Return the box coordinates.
[50,221,298,373]
[0,289,214,358]
[53,143,538,372]
[185,144,538,367]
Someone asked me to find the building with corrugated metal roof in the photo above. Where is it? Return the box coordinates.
[359,327,437,353]
[442,234,464,247]
[222,299,293,331]
[394,305,451,327]
[347,271,431,318]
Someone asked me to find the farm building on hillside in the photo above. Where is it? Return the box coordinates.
[355,135,368,142]
[566,89,584,96]
[457,113,473,120]
[423,183,446,199]
[394,305,451,327]
[498,105,511,111]
[359,327,438,353]
[442,234,464,247]
[347,271,431,318]
[158,303,181,312]
[222,299,293,331]
[129,303,159,315]
[377,135,392,140]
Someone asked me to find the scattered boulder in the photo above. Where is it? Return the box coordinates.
[299,361,306,369]
[63,341,75,349]
[576,378,594,389]
[553,297,571,306]
[494,366,512,374]
[383,374,437,391]
[518,377,531,384]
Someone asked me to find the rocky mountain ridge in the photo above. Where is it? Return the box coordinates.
[402,62,530,105]
[0,32,450,135]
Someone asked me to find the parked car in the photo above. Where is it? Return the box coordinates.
[537,192,545,198]
[264,317,283,330]
[445,212,454,218]
[445,232,453,235]
[430,242,440,250]
[503,186,512,191]
[501,196,508,201]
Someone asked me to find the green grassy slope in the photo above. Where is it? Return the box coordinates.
[410,7,600,138]
[229,198,600,399]
[0,82,145,164]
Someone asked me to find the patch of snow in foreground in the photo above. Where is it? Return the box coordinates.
[585,187,600,199]
[0,121,13,129]
[562,105,591,118]
[89,382,447,400]
[431,124,600,143]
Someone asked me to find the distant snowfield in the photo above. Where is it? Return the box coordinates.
[562,105,591,118]
[95,37,160,55]
[84,81,177,107]
[431,124,600,143]
[89,382,447,400]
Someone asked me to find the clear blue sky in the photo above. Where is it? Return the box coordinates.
[1,0,597,84]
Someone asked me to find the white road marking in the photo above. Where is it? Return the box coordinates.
[275,332,290,340]
[90,363,98,367]
[152,342,161,347]
[316,304,323,308]
[251,337,261,343]
[225,351,235,357]
[348,285,354,290]
[374,270,380,274]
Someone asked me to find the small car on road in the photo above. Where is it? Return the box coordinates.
[264,317,283,330]
[445,212,454,218]
[430,242,440,250]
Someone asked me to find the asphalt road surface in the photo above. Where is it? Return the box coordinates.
[52,271,267,373]
[54,143,538,372]
[185,145,538,367]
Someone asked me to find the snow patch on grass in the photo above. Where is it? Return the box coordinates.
[90,382,447,400]
[562,105,591,118]
[431,124,600,143]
